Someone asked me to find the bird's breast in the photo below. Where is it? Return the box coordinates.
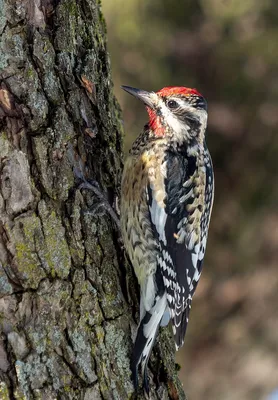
[121,150,164,279]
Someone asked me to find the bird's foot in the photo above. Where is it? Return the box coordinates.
[79,180,120,231]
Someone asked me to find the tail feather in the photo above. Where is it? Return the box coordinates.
[131,293,167,394]
[173,306,190,350]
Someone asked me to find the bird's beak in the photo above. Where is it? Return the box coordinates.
[121,86,156,109]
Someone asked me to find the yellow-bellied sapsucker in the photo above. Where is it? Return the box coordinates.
[120,85,214,393]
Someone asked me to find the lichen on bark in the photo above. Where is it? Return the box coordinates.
[0,1,186,399]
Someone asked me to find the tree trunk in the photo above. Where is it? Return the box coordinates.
[0,1,186,399]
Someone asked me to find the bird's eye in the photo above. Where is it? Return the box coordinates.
[167,100,179,109]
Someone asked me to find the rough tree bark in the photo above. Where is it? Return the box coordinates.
[0,1,186,399]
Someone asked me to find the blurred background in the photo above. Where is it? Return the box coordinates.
[102,1,278,399]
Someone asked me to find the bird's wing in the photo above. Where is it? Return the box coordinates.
[147,149,213,348]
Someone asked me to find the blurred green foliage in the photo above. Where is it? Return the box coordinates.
[102,1,278,399]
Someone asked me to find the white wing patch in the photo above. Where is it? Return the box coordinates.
[148,187,167,245]
[140,274,156,317]
[160,306,170,326]
[143,293,167,338]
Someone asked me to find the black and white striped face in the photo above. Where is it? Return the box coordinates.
[121,85,208,145]
[154,94,208,143]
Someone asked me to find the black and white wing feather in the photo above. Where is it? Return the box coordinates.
[148,145,214,349]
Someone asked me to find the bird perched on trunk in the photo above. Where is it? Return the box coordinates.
[120,85,214,393]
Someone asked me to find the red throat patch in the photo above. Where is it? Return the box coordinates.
[146,107,165,136]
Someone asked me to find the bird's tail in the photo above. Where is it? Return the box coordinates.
[131,292,167,394]
[173,306,190,350]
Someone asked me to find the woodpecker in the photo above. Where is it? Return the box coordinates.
[120,85,214,393]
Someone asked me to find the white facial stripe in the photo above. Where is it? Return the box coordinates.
[158,98,208,143]
[159,101,189,139]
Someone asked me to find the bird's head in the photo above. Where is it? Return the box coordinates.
[121,85,208,146]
